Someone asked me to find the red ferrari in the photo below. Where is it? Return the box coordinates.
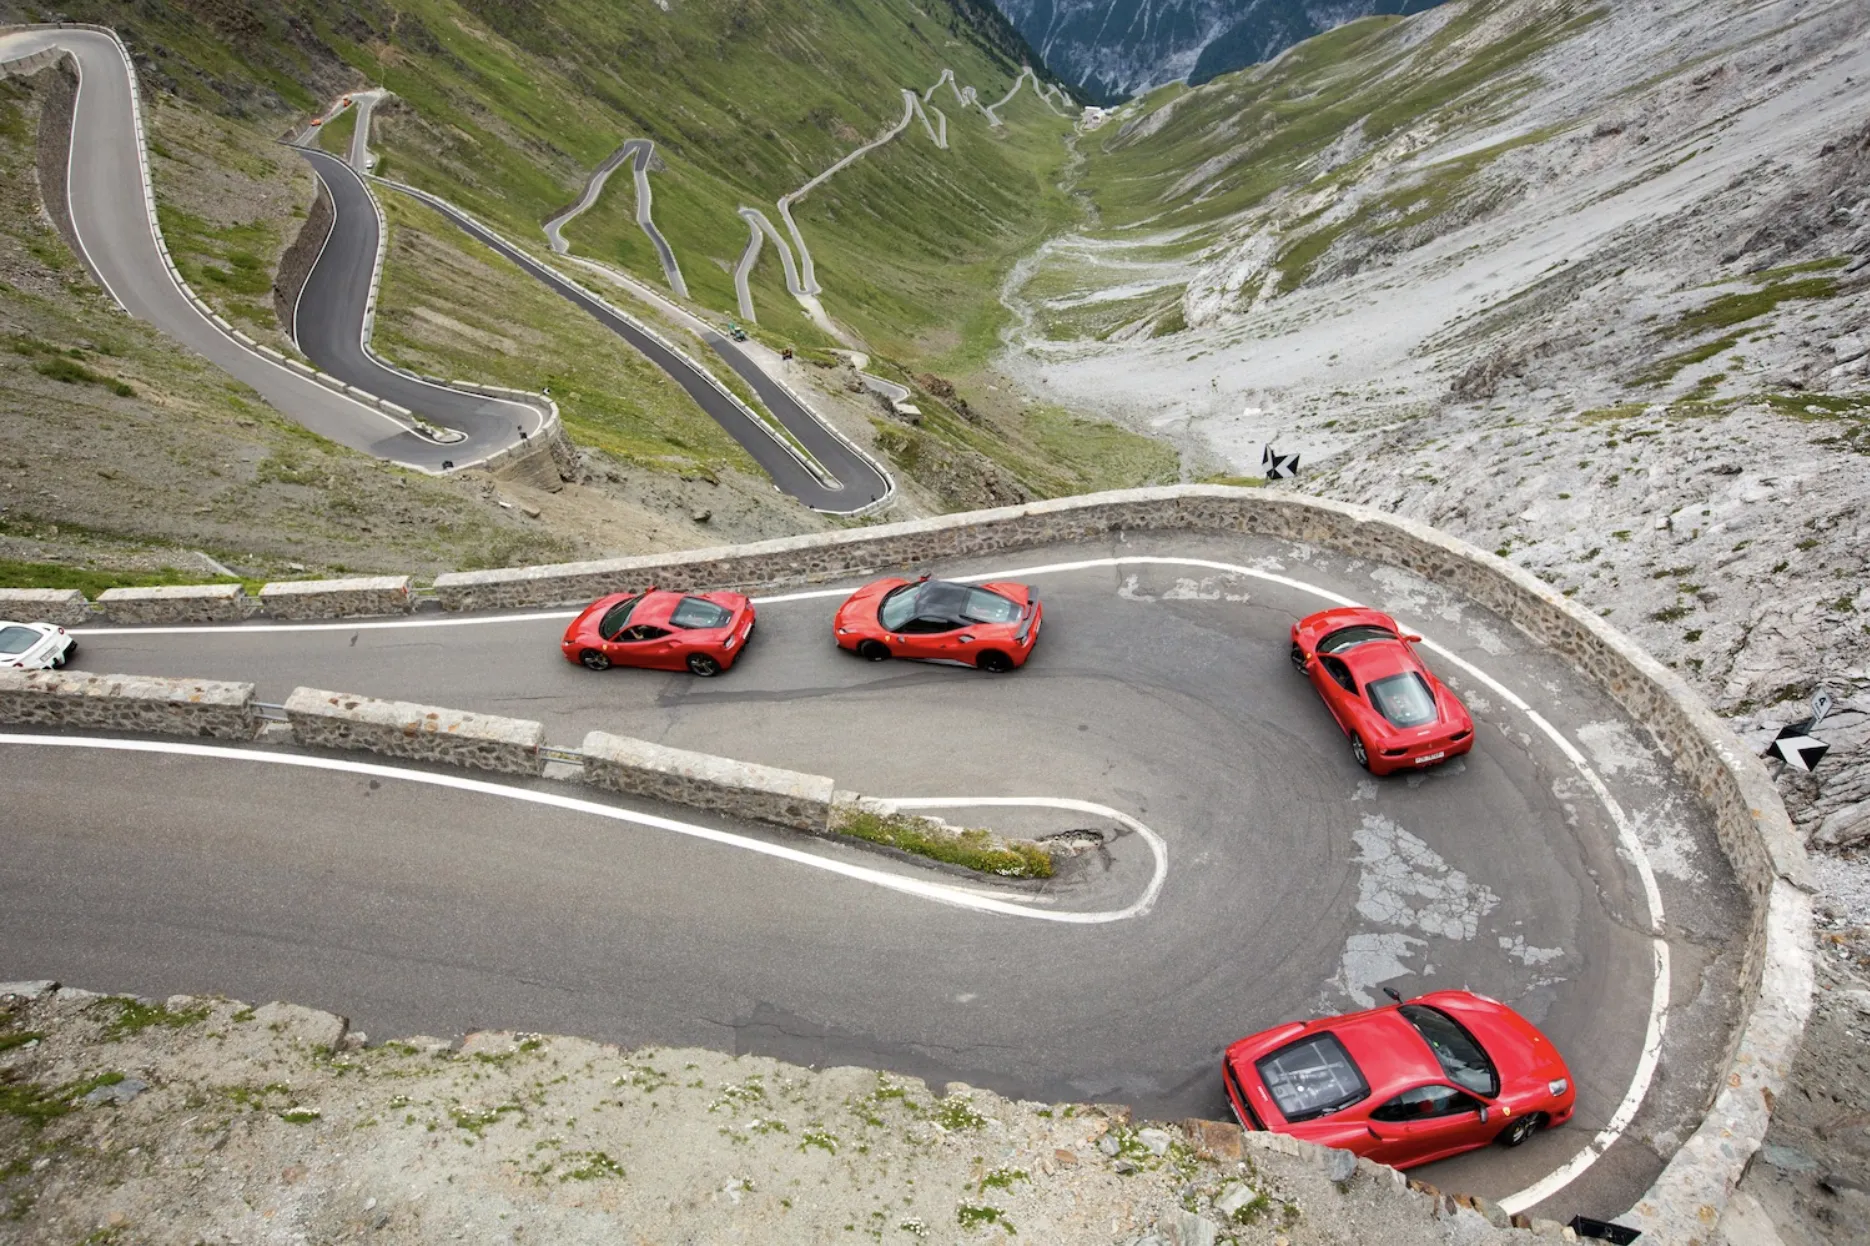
[1222,989,1575,1169]
[1290,607,1474,775]
[833,576,1042,672]
[560,588,754,677]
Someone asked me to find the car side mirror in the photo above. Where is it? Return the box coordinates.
[1403,634,1423,644]
[1478,1107,1489,1124]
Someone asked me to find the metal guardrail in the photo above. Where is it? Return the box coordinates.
[254,702,289,723]
[539,745,585,766]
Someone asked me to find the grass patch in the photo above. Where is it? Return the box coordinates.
[1664,277,1840,339]
[0,558,248,598]
[1630,336,1738,387]
[0,1032,44,1054]
[832,808,1052,879]
[314,104,357,157]
[100,998,210,1039]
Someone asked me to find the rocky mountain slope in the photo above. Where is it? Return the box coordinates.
[993,0,1444,101]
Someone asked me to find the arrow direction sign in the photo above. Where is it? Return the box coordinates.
[1261,443,1301,480]
[1767,725,1829,772]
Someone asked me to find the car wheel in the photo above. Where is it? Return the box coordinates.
[1289,642,1307,673]
[1350,733,1372,771]
[579,649,611,671]
[687,653,722,677]
[856,639,891,662]
[976,650,1014,674]
[1497,1112,1545,1148]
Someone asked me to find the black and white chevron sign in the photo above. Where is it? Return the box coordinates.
[1261,443,1301,480]
[1767,722,1829,772]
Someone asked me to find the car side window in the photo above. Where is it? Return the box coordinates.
[898,617,959,635]
[1369,1084,1483,1122]
[616,624,670,642]
[1320,655,1357,694]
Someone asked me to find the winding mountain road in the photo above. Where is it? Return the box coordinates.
[0,27,473,469]
[543,138,689,298]
[3,533,1744,1224]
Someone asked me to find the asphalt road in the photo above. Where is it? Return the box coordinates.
[544,139,689,299]
[291,146,548,465]
[2,533,1747,1223]
[382,181,891,512]
[0,28,450,468]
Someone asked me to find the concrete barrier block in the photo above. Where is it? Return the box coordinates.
[0,670,256,738]
[285,687,545,776]
[0,588,92,627]
[259,575,413,621]
[581,731,835,831]
[96,583,252,625]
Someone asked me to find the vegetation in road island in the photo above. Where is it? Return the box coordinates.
[832,807,1053,879]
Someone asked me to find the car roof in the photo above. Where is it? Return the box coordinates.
[1317,1009,1443,1097]
[1334,637,1421,682]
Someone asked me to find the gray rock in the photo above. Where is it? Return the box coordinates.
[84,1077,147,1106]
[1213,1182,1258,1219]
[1098,1133,1120,1156]
[0,980,57,1001]
[1761,1142,1818,1172]
[1136,1127,1172,1156]
[1161,1209,1219,1246]
[1325,1146,1358,1183]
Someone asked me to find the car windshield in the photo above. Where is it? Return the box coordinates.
[877,583,923,631]
[1255,1033,1369,1122]
[1367,672,1439,728]
[1318,624,1395,654]
[597,598,641,642]
[669,597,732,630]
[1399,1005,1499,1097]
[0,625,40,654]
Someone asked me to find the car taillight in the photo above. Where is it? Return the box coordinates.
[1383,747,1407,757]
[1450,729,1471,742]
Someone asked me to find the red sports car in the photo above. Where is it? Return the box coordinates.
[1222,989,1575,1169]
[834,576,1042,672]
[1289,606,1474,774]
[560,588,754,677]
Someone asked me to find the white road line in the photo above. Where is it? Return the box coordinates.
[50,549,1664,1204]
[0,734,1165,925]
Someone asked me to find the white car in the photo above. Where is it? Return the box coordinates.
[0,620,77,670]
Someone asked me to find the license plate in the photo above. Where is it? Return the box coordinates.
[1414,751,1446,765]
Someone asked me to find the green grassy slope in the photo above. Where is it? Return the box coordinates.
[1082,1,1603,242]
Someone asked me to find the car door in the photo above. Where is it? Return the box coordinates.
[611,624,681,670]
[892,616,962,659]
[1312,654,1359,732]
[1362,1084,1491,1167]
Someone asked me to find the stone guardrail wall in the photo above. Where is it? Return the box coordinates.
[5,485,1806,1236]
[283,688,545,776]
[580,731,836,831]
[259,576,413,620]
[95,584,255,624]
[0,588,91,627]
[0,670,256,739]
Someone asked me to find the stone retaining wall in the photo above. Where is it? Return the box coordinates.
[0,588,91,627]
[283,688,545,776]
[258,575,413,620]
[580,730,836,831]
[97,584,253,624]
[0,670,255,739]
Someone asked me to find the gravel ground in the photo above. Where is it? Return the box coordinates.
[0,985,1558,1246]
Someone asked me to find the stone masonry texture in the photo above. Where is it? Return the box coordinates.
[284,687,545,776]
[258,575,413,620]
[0,587,91,627]
[0,669,256,738]
[579,730,836,831]
[96,583,253,624]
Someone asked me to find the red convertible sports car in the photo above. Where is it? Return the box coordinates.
[560,588,754,677]
[1290,606,1474,775]
[1222,989,1575,1170]
[833,576,1042,672]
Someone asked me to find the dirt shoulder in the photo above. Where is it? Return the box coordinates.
[0,983,1559,1245]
